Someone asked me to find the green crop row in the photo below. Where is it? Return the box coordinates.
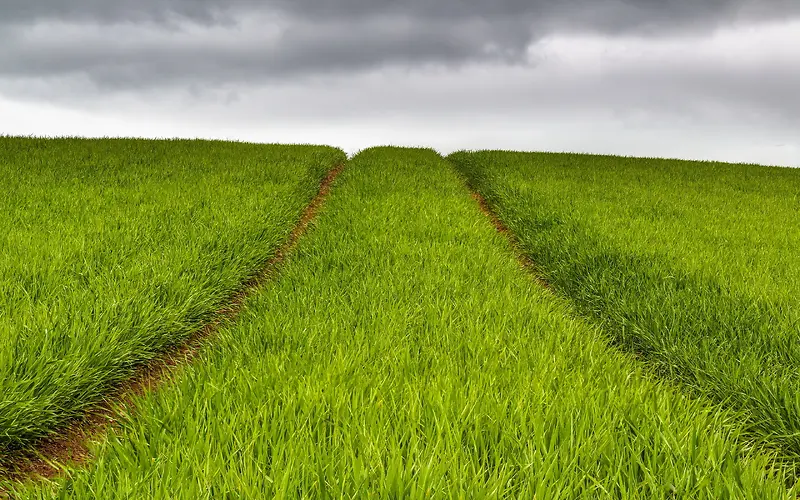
[16,148,793,498]
[0,137,345,452]
[449,150,800,462]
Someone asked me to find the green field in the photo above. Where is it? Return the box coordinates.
[449,151,800,461]
[1,139,799,497]
[0,137,344,452]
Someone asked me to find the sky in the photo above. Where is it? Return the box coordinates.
[1,1,799,166]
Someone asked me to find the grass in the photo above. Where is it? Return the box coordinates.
[0,137,345,453]
[448,150,800,463]
[14,147,795,498]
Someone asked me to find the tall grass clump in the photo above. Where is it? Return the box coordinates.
[449,150,800,463]
[0,137,345,453]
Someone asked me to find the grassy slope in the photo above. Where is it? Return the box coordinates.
[0,137,345,452]
[448,151,800,461]
[23,148,792,498]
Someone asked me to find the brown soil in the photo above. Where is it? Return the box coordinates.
[0,163,345,486]
[470,192,551,291]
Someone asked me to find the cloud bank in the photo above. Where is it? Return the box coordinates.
[1,0,798,166]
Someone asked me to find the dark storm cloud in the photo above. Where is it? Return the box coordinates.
[1,0,799,91]
[0,16,530,86]
[2,0,799,28]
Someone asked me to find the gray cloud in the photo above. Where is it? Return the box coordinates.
[3,56,798,166]
[1,0,799,90]
[3,0,799,28]
[0,15,530,89]
[0,0,797,168]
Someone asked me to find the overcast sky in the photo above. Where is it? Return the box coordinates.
[1,1,798,166]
